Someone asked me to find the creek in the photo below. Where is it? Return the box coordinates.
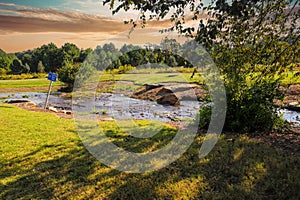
[1,92,300,126]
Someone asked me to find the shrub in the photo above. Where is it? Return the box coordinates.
[58,62,95,92]
[108,64,136,74]
[57,63,80,91]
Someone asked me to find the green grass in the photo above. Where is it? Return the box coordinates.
[101,70,300,87]
[98,72,203,85]
[1,104,300,199]
[0,79,63,89]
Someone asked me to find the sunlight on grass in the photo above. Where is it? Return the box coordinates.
[0,78,63,89]
[99,120,176,153]
[1,104,300,199]
[98,71,203,85]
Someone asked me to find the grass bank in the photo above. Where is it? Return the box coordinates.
[0,79,64,92]
[0,104,300,199]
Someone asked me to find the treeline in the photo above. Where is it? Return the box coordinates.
[56,39,193,89]
[0,43,92,75]
[0,39,189,76]
[2,39,298,89]
[88,40,186,71]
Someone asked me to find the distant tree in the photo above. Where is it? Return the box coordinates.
[0,49,15,74]
[58,62,81,90]
[24,63,30,73]
[32,43,64,72]
[0,56,11,73]
[103,43,118,53]
[58,61,95,91]
[128,50,144,67]
[166,55,178,68]
[10,59,26,74]
[16,51,32,69]
[77,48,93,63]
[120,44,139,53]
[0,48,6,57]
[37,61,45,73]
[62,43,80,63]
[119,54,130,65]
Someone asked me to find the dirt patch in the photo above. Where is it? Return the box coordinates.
[9,103,74,119]
[97,81,116,92]
[249,130,300,157]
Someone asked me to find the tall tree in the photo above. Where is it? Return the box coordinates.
[77,48,93,63]
[32,43,64,72]
[62,43,80,63]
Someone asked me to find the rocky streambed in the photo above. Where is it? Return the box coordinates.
[1,83,300,125]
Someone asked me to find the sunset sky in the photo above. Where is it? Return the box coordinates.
[0,0,211,53]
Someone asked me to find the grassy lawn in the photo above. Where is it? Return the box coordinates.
[99,72,203,85]
[0,79,63,90]
[1,104,300,199]
[99,71,300,87]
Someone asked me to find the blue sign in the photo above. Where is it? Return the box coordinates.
[47,72,57,82]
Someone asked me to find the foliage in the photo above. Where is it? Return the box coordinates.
[0,57,11,75]
[61,43,80,63]
[108,64,136,74]
[1,41,200,87]
[57,62,81,90]
[58,60,96,91]
[6,43,92,75]
[10,59,29,75]
[198,106,212,130]
[104,0,300,132]
[0,73,47,80]
[37,61,45,73]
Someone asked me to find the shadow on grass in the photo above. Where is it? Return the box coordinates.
[0,105,15,109]
[106,133,300,199]
[1,128,300,199]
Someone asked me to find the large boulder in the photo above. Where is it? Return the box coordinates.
[156,87,179,106]
[131,83,205,106]
[156,93,179,106]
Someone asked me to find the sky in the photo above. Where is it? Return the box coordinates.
[0,0,210,53]
[0,1,298,53]
[0,0,138,52]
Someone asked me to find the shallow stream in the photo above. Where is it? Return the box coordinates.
[1,92,300,125]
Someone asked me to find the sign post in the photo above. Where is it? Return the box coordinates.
[44,72,57,109]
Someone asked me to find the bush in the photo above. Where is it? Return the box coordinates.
[198,106,212,130]
[57,63,80,91]
[108,64,136,74]
[58,62,95,92]
[0,73,47,80]
[225,83,282,132]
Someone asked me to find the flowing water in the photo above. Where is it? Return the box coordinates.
[1,92,300,125]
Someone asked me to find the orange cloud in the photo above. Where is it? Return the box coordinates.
[0,3,208,52]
